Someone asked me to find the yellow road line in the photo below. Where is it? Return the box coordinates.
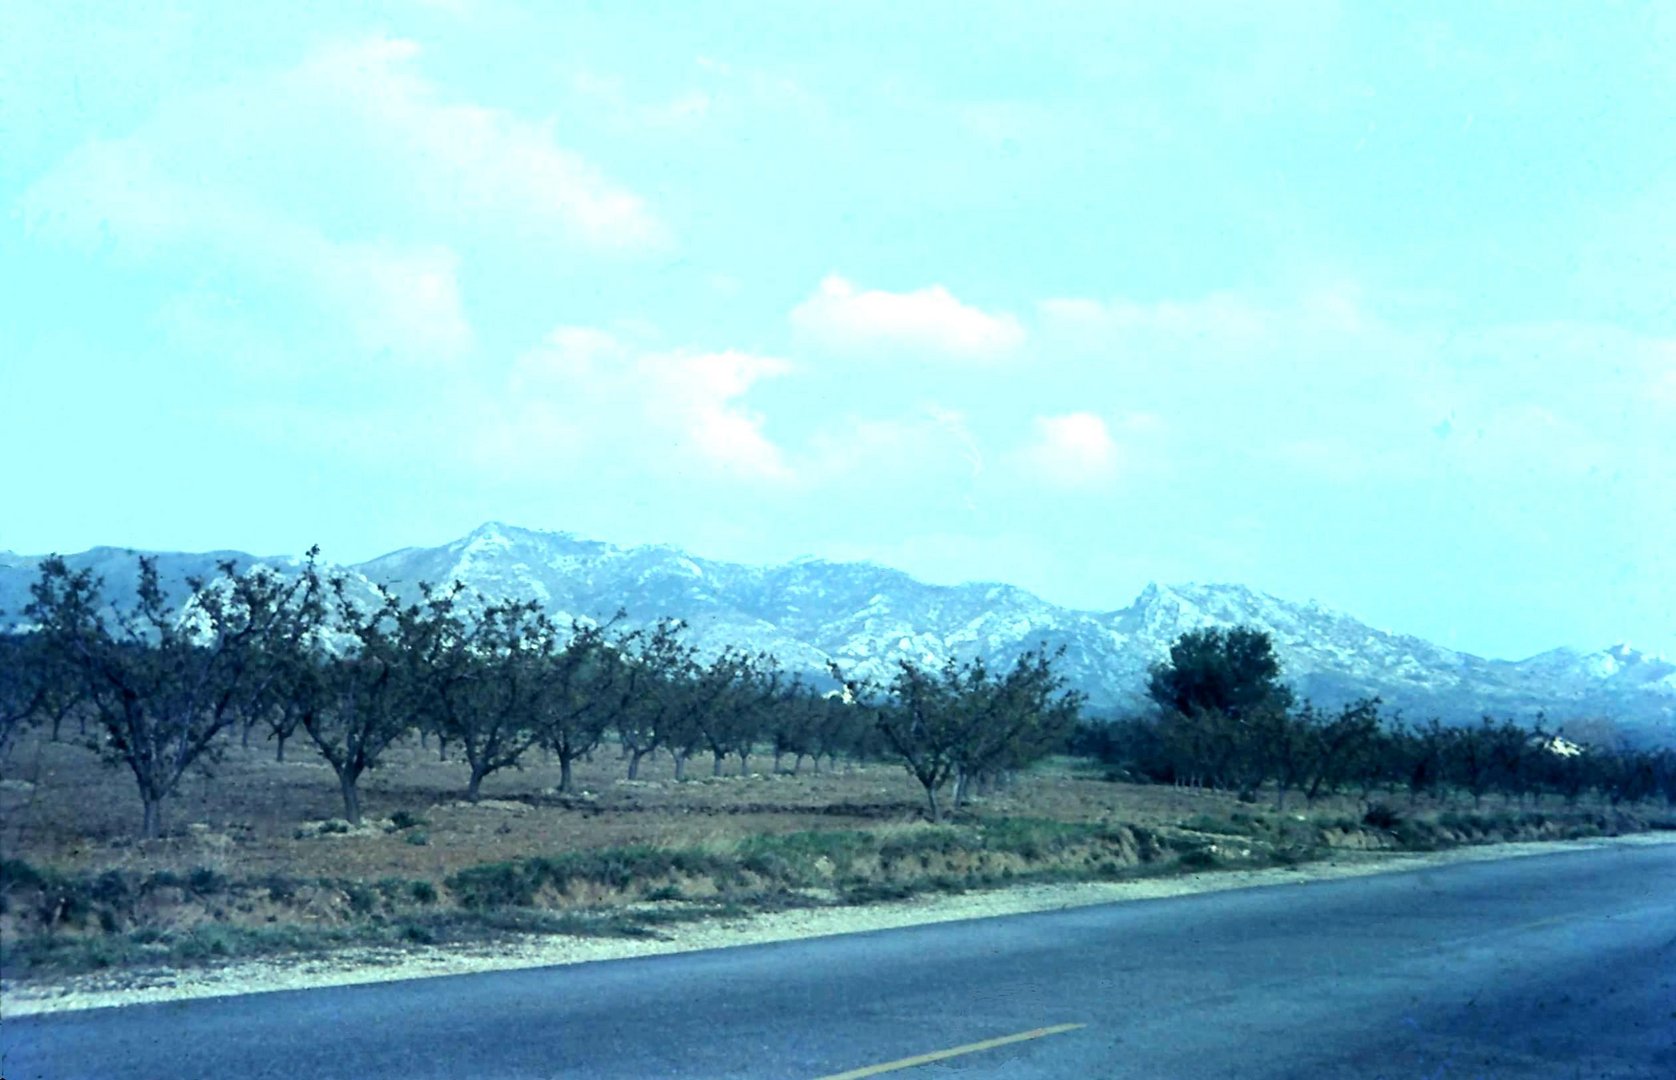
[813,1022,1087,1079]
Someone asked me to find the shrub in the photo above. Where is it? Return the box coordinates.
[447,862,536,909]
[399,922,436,945]
[390,810,427,832]
[1182,814,1231,834]
[187,867,227,896]
[409,881,438,905]
[90,870,131,905]
[344,883,379,916]
[1,858,47,892]
[262,876,298,904]
[405,830,430,846]
[148,869,186,889]
[1177,847,1221,870]
[1362,803,1403,830]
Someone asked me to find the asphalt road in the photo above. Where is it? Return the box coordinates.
[5,841,1674,1079]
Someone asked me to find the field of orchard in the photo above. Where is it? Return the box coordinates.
[2,554,1673,980]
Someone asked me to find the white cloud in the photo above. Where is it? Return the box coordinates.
[507,328,792,481]
[1019,412,1121,489]
[21,135,472,364]
[791,275,1026,358]
[18,34,665,367]
[1653,370,1676,406]
[288,37,665,248]
[1038,285,1368,349]
[571,69,713,130]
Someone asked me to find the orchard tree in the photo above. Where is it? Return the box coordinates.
[0,629,78,765]
[28,554,307,838]
[839,646,1081,822]
[614,620,686,780]
[951,648,1083,807]
[858,657,967,821]
[299,575,434,825]
[768,675,826,773]
[533,615,637,794]
[419,590,557,802]
[1301,697,1383,805]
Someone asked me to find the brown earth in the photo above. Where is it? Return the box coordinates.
[2,728,1668,992]
[0,730,1343,882]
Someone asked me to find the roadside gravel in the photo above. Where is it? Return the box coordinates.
[8,832,1674,1018]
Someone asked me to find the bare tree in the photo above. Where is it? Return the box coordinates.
[412,589,556,802]
[0,630,72,766]
[27,554,305,838]
[532,616,636,794]
[298,576,431,825]
[614,619,685,780]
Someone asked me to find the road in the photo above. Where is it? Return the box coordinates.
[5,841,1674,1079]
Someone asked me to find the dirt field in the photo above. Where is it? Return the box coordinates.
[3,728,1668,991]
[0,730,1297,882]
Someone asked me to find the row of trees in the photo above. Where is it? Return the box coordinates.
[3,554,1082,836]
[1078,626,1676,811]
[8,552,1666,838]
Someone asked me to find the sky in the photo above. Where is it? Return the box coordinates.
[2,1,1673,661]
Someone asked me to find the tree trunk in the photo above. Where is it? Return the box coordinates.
[339,771,363,825]
[467,767,486,802]
[141,796,162,840]
[559,754,575,793]
[953,768,971,808]
[437,736,449,763]
[737,750,750,776]
[673,752,689,782]
[711,751,725,778]
[627,748,648,780]
[275,732,288,763]
[924,782,942,823]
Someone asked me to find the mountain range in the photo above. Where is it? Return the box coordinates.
[2,522,1672,743]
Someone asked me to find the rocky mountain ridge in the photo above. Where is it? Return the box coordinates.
[3,522,1672,742]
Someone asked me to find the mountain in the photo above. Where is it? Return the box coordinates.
[4,522,1673,742]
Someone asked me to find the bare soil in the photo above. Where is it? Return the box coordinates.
[0,731,1316,882]
[3,729,1668,1009]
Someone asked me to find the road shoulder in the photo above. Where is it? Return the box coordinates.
[8,831,1674,1018]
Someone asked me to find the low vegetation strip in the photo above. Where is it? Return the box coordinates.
[5,806,1668,982]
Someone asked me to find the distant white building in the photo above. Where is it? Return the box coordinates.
[1535,734,1584,758]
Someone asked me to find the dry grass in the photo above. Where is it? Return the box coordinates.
[3,729,1667,982]
[0,731,1263,881]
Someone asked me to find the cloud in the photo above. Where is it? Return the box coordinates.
[570,70,714,130]
[1018,412,1121,489]
[18,34,665,366]
[791,275,1025,358]
[506,328,792,481]
[1036,287,1676,501]
[21,135,472,364]
[1037,286,1368,350]
[290,37,663,248]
